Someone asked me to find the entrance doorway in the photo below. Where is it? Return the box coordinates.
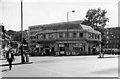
[73,47,82,55]
[42,46,50,56]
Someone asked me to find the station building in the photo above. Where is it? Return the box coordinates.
[28,20,83,54]
[32,22,101,56]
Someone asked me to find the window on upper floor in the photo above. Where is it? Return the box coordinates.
[43,34,46,39]
[79,33,83,38]
[92,33,94,39]
[88,33,91,38]
[98,35,100,39]
[30,36,36,39]
[117,40,119,43]
[30,31,37,35]
[38,35,42,40]
[88,33,90,38]
[65,32,69,38]
[106,45,108,48]
[106,36,109,39]
[106,32,109,34]
[72,33,77,38]
[109,40,113,43]
[38,34,46,39]
[49,33,55,39]
[110,31,113,34]
[95,34,97,39]
[31,40,36,43]
[95,34,99,39]
[59,33,63,38]
[106,41,109,43]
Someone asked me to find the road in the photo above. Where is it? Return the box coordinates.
[0,54,119,77]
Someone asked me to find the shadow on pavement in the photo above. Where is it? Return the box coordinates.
[97,56,118,59]
[1,69,10,72]
[0,62,33,67]
[0,58,6,60]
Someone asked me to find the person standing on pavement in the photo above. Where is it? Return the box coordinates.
[96,47,99,55]
[6,48,15,70]
[99,46,104,58]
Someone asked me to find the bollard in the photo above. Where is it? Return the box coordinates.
[26,54,29,62]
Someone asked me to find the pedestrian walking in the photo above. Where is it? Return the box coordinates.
[6,48,15,70]
[96,47,99,54]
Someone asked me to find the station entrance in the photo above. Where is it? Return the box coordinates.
[41,45,55,56]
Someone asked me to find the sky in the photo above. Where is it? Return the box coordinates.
[0,0,119,31]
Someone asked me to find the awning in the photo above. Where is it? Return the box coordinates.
[73,46,82,47]
[86,39,102,44]
[37,40,56,44]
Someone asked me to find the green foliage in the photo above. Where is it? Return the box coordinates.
[6,30,22,42]
[10,41,18,48]
[82,8,109,46]
[82,8,109,30]
[13,32,21,42]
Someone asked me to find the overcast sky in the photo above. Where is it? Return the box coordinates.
[0,0,119,31]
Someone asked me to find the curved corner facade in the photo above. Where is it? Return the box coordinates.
[29,21,101,56]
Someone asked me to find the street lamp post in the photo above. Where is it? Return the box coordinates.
[21,0,25,63]
[67,10,75,56]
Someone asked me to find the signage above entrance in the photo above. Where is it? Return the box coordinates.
[59,44,64,47]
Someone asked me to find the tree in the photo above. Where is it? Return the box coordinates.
[10,41,18,48]
[13,32,21,42]
[82,8,109,29]
[6,30,21,42]
[82,8,109,46]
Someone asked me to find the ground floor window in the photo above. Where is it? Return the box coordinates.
[34,41,101,56]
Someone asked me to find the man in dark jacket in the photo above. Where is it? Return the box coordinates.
[6,48,15,70]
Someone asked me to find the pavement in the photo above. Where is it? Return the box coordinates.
[0,54,119,77]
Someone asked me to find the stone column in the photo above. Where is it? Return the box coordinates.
[85,43,88,54]
[99,43,101,52]
[55,44,57,55]
[69,43,72,55]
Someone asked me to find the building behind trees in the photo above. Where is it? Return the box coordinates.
[104,27,120,54]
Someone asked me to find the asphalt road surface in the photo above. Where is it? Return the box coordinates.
[0,54,119,77]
